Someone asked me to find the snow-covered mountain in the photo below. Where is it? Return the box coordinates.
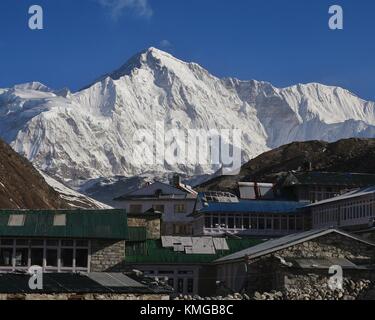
[1,47,375,181]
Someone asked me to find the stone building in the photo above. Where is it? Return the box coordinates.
[0,209,128,273]
[191,197,309,237]
[114,180,197,236]
[277,172,375,203]
[305,186,375,230]
[124,236,263,296]
[213,228,375,295]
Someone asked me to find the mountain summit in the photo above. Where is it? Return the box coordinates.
[0,48,374,181]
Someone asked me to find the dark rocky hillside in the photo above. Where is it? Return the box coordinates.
[198,138,375,193]
[0,139,71,209]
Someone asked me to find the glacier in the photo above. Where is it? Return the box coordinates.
[0,47,374,181]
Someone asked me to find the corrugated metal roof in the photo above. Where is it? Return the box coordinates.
[197,200,307,215]
[0,210,128,240]
[214,228,375,264]
[0,273,172,294]
[306,186,375,208]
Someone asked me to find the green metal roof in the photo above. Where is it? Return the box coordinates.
[125,238,265,264]
[0,209,128,240]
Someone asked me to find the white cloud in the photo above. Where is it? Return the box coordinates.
[96,0,153,20]
[159,40,173,49]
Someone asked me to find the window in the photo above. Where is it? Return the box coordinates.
[8,215,26,226]
[1,239,13,246]
[212,216,219,228]
[228,216,235,229]
[61,240,73,247]
[0,238,90,272]
[177,279,184,294]
[220,216,226,228]
[235,216,242,229]
[129,205,143,214]
[250,217,258,230]
[289,217,296,230]
[76,249,88,268]
[31,248,43,266]
[281,216,288,230]
[46,249,58,267]
[15,249,28,267]
[187,279,194,294]
[53,214,66,226]
[167,278,174,288]
[266,218,272,230]
[243,217,250,229]
[47,240,59,247]
[174,204,186,214]
[296,217,303,231]
[273,217,280,230]
[205,217,211,228]
[76,240,88,247]
[61,249,73,268]
[153,205,165,212]
[0,248,13,267]
[258,216,265,230]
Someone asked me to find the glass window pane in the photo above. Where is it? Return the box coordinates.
[31,240,44,246]
[76,249,88,268]
[274,217,280,230]
[258,218,265,230]
[212,217,219,228]
[62,240,73,247]
[205,217,211,228]
[228,216,234,229]
[167,278,174,288]
[15,248,28,267]
[61,249,73,267]
[31,248,43,266]
[1,239,13,246]
[46,240,59,247]
[243,217,250,229]
[187,279,194,294]
[76,240,89,247]
[0,248,13,266]
[46,249,58,267]
[177,279,184,294]
[16,239,29,246]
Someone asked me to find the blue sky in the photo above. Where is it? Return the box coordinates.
[0,0,374,100]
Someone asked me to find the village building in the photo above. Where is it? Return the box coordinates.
[276,171,375,203]
[305,186,375,231]
[114,178,198,236]
[213,228,375,295]
[0,209,128,273]
[191,194,309,237]
[124,235,263,296]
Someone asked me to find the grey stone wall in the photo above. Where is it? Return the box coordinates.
[90,240,126,272]
[0,293,170,300]
[245,233,375,294]
[128,217,161,240]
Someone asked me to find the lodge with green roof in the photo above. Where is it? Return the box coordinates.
[124,236,264,296]
[0,209,128,273]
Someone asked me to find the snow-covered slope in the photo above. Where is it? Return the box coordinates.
[1,47,375,181]
[39,171,112,209]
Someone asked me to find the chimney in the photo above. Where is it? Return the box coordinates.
[170,174,181,187]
